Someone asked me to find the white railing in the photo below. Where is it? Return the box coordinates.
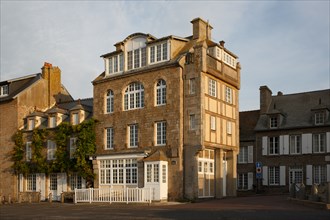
[74,187,153,204]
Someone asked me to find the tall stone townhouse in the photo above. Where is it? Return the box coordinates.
[92,17,241,200]
[237,86,330,194]
[0,63,72,202]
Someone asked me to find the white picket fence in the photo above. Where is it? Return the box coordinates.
[74,187,153,204]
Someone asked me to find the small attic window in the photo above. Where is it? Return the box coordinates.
[72,113,79,125]
[28,118,35,130]
[269,115,278,128]
[49,116,57,128]
[0,85,9,97]
[315,111,325,125]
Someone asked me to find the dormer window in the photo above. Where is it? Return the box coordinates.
[127,47,147,71]
[28,118,35,130]
[108,53,124,74]
[149,42,168,64]
[270,115,278,128]
[315,111,325,125]
[72,113,79,125]
[0,85,9,97]
[49,116,56,128]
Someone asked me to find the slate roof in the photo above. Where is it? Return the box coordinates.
[239,110,260,141]
[255,89,330,131]
[0,73,41,102]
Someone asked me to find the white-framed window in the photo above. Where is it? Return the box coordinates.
[129,124,138,148]
[210,116,216,131]
[124,82,144,110]
[313,165,326,184]
[69,173,83,190]
[156,79,166,106]
[238,146,248,164]
[146,163,159,183]
[49,116,56,128]
[28,118,35,130]
[198,149,214,174]
[270,116,278,128]
[47,140,56,160]
[237,173,248,190]
[162,164,167,183]
[106,90,114,113]
[269,136,279,155]
[315,112,325,125]
[225,86,232,104]
[72,113,79,125]
[108,53,124,74]
[269,166,280,185]
[27,174,36,191]
[100,159,137,185]
[156,121,166,146]
[208,78,216,97]
[0,85,9,96]
[50,173,57,191]
[313,133,325,153]
[149,42,168,64]
[105,127,114,150]
[290,135,301,154]
[127,47,146,70]
[227,121,232,134]
[223,52,236,68]
[189,78,196,94]
[26,142,32,161]
[190,114,196,130]
[69,137,77,159]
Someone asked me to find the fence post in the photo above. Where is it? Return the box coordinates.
[110,188,112,204]
[74,188,76,204]
[126,187,128,204]
[89,188,92,204]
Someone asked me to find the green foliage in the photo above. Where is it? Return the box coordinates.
[12,130,29,175]
[12,119,97,181]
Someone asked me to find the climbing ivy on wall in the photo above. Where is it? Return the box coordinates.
[12,118,96,181]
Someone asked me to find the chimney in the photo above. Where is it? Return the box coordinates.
[41,62,62,107]
[191,17,213,40]
[219,40,225,47]
[259,86,272,114]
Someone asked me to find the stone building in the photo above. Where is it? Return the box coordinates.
[92,18,241,200]
[238,86,330,194]
[0,63,72,202]
[18,97,93,202]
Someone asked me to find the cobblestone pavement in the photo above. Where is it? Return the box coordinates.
[0,195,329,220]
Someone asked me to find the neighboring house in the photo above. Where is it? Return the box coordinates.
[238,86,330,194]
[18,98,93,201]
[92,17,241,200]
[0,62,73,202]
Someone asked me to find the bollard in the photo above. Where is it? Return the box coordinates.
[8,194,12,204]
[49,193,52,203]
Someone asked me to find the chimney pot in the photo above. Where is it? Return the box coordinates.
[220,40,225,47]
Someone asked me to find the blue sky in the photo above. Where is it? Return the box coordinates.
[1,1,329,111]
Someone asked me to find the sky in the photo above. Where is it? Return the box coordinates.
[1,0,329,111]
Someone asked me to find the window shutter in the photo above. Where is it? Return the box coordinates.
[39,173,46,201]
[262,137,268,155]
[327,164,330,182]
[326,132,330,153]
[36,174,40,192]
[248,172,254,190]
[82,178,86,189]
[302,133,312,154]
[306,165,313,185]
[19,174,23,192]
[280,166,286,186]
[248,146,253,163]
[280,136,284,155]
[283,135,289,155]
[262,166,268,185]
[61,173,67,192]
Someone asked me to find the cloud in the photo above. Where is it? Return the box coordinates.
[1,1,329,110]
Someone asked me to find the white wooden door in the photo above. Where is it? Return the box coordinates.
[49,173,58,201]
